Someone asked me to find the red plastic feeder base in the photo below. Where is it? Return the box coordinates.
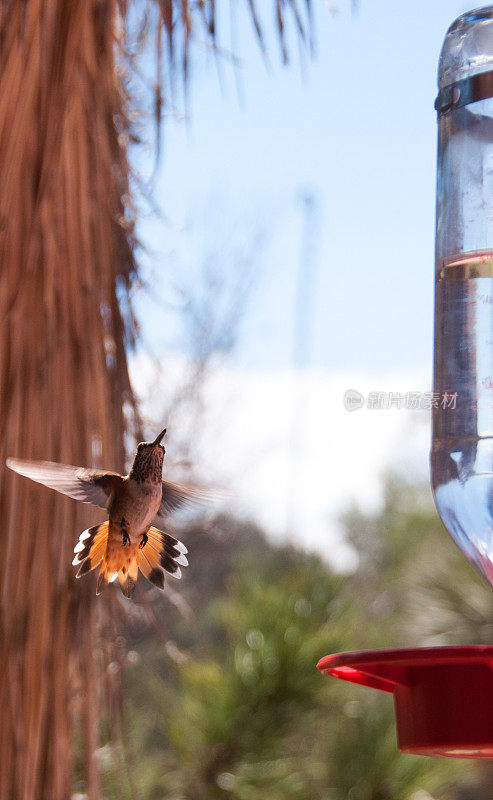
[317,646,493,758]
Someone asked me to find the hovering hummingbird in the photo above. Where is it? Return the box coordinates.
[6,428,210,598]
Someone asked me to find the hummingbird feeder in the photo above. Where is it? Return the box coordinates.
[318,7,493,758]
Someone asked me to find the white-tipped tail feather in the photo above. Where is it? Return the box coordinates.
[72,522,188,597]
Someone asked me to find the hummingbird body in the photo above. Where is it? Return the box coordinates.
[7,428,211,598]
[110,478,163,541]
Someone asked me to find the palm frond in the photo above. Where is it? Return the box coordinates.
[0,2,138,796]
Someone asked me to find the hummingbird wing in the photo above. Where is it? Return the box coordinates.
[157,479,216,519]
[6,458,123,508]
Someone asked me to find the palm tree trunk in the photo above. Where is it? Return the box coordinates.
[0,2,136,797]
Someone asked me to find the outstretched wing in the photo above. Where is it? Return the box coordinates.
[156,479,216,521]
[6,458,123,508]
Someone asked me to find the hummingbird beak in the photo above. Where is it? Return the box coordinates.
[152,428,167,446]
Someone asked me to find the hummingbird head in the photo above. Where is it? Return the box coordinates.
[129,428,167,483]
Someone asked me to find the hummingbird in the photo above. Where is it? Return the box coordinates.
[6,428,210,598]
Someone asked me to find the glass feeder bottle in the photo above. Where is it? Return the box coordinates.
[432,6,493,585]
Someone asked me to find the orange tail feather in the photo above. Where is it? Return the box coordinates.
[73,521,188,597]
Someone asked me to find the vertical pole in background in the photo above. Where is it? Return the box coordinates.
[287,190,320,537]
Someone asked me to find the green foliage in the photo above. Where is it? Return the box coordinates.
[167,560,344,775]
[323,685,459,800]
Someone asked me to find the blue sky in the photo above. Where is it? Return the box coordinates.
[129,0,482,557]
[134,0,473,377]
